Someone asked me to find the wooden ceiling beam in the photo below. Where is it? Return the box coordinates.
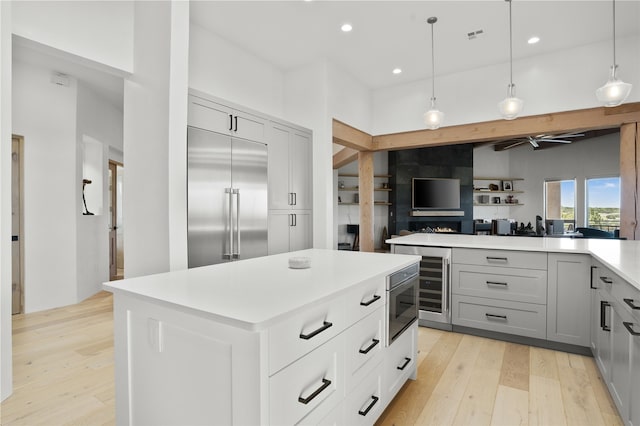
[372,103,640,151]
[332,119,373,151]
[333,147,359,169]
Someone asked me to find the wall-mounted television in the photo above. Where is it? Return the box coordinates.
[412,178,460,210]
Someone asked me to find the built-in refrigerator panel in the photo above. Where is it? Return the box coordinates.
[188,127,232,268]
[230,138,268,261]
[187,126,268,268]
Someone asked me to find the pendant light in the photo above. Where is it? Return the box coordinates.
[596,0,632,106]
[424,17,444,130]
[498,0,523,120]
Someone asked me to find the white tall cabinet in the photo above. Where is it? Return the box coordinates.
[268,120,313,254]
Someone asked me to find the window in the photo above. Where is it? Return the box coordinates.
[586,177,620,232]
[545,179,576,231]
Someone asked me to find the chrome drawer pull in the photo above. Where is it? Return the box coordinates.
[486,281,508,287]
[623,322,640,336]
[486,313,507,321]
[359,339,380,355]
[298,378,332,405]
[624,298,640,310]
[397,357,411,371]
[299,321,333,340]
[358,395,380,416]
[360,294,381,307]
[600,276,613,284]
[486,256,508,262]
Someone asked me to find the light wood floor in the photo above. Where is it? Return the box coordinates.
[1,293,622,426]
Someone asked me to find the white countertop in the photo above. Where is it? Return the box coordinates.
[103,249,420,331]
[387,233,640,291]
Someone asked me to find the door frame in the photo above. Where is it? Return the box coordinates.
[12,135,24,314]
[108,160,123,281]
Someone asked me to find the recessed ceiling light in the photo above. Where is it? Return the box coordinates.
[341,23,353,32]
[528,36,540,44]
[392,68,402,75]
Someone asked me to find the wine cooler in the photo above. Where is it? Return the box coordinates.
[392,245,452,330]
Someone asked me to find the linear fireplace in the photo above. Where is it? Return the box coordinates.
[407,221,461,234]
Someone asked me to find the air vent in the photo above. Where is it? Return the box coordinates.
[467,29,484,40]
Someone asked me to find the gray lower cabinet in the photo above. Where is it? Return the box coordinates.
[547,253,591,346]
[631,328,640,426]
[591,259,640,426]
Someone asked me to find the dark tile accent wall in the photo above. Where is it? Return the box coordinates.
[388,144,474,235]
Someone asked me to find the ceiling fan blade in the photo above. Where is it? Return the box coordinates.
[543,139,573,143]
[495,140,527,151]
[537,133,584,140]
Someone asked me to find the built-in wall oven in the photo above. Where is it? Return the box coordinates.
[386,263,419,346]
[392,245,452,331]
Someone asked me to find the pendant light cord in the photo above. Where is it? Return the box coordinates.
[612,0,617,67]
[508,0,514,88]
[430,20,436,101]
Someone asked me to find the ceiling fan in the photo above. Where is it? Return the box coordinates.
[497,132,585,150]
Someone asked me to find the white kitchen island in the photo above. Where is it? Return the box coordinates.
[104,249,420,426]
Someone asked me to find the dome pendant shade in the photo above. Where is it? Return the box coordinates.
[424,98,444,129]
[498,84,523,120]
[596,65,632,107]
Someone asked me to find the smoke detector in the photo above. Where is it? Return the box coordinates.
[51,72,70,87]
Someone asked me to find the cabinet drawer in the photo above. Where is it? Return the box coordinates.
[385,323,417,399]
[344,307,384,391]
[269,334,344,426]
[344,366,384,426]
[611,278,640,321]
[453,248,547,270]
[452,264,547,304]
[269,297,346,375]
[452,294,547,339]
[345,276,386,325]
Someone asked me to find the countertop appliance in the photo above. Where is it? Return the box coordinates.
[187,126,268,267]
[386,262,419,346]
[392,245,452,331]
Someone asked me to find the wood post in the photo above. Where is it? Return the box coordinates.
[358,151,374,252]
[620,122,639,240]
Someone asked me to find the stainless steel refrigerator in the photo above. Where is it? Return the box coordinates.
[187,126,268,268]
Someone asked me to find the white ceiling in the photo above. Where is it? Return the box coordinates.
[191,0,640,89]
[11,1,640,111]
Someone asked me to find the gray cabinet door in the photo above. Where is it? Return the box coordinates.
[547,253,590,346]
[610,304,631,421]
[594,289,612,379]
[630,324,640,426]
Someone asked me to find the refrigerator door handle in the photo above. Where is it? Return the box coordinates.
[233,188,240,259]
[224,188,233,259]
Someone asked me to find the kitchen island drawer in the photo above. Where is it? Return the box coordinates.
[452,294,547,339]
[345,276,386,326]
[453,248,547,270]
[343,367,384,426]
[344,306,384,391]
[452,264,547,304]
[269,333,345,426]
[268,297,346,375]
[607,269,640,321]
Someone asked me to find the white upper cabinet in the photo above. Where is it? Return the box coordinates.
[188,94,266,142]
[268,121,312,211]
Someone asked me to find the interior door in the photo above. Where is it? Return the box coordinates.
[231,137,268,260]
[108,161,123,280]
[188,127,232,268]
[12,136,23,314]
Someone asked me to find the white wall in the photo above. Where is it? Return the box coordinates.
[189,23,285,119]
[473,133,620,227]
[123,1,189,278]
[76,81,123,301]
[12,59,78,313]
[1,0,12,403]
[372,36,640,135]
[11,0,134,74]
